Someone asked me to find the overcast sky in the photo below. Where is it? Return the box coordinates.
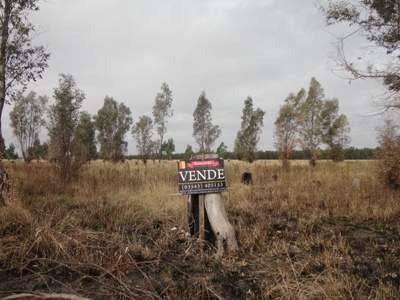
[3,0,387,154]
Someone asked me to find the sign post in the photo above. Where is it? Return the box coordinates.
[177,154,237,257]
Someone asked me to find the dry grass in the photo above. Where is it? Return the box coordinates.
[0,159,399,299]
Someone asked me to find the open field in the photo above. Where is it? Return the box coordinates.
[0,160,400,299]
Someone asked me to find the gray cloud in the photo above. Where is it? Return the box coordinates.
[3,0,385,154]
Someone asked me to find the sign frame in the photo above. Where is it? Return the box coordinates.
[177,158,226,195]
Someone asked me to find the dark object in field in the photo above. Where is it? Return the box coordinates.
[311,179,322,188]
[272,174,278,182]
[241,172,253,185]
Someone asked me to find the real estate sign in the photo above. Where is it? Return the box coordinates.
[177,158,226,195]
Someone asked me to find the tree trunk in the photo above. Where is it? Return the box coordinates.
[0,1,11,206]
[0,167,9,206]
[310,150,317,167]
[282,158,290,171]
[0,110,5,157]
[205,193,238,257]
[0,1,11,158]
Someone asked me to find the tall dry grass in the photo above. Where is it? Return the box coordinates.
[0,159,399,299]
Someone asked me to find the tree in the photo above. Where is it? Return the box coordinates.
[274,89,305,169]
[321,99,351,161]
[184,144,194,160]
[94,96,133,161]
[149,140,158,163]
[152,83,173,160]
[377,119,400,189]
[76,111,97,160]
[234,97,265,163]
[48,74,85,182]
[0,0,49,155]
[216,142,228,159]
[28,138,48,160]
[193,92,221,153]
[9,91,47,162]
[321,0,400,111]
[4,143,18,159]
[297,78,325,166]
[132,115,153,164]
[161,138,175,160]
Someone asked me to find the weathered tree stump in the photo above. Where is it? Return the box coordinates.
[205,193,238,257]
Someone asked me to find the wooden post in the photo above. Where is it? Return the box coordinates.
[187,194,199,236]
[187,185,214,242]
[199,194,205,242]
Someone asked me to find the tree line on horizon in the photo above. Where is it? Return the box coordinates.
[1,141,380,162]
[0,0,400,190]
[6,72,353,167]
[8,75,177,170]
[125,147,377,161]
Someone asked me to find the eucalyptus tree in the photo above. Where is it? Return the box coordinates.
[377,119,400,189]
[234,97,265,163]
[9,91,47,162]
[28,138,48,160]
[48,74,85,182]
[184,144,194,160]
[161,138,175,160]
[321,99,351,161]
[274,89,305,169]
[94,97,133,161]
[152,83,173,160]
[295,78,351,165]
[216,142,228,159]
[193,92,221,153]
[76,111,97,161]
[4,143,18,159]
[132,115,153,164]
[297,78,325,166]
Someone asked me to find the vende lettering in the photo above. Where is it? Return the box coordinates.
[179,169,225,182]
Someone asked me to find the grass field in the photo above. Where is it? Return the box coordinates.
[0,160,399,299]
